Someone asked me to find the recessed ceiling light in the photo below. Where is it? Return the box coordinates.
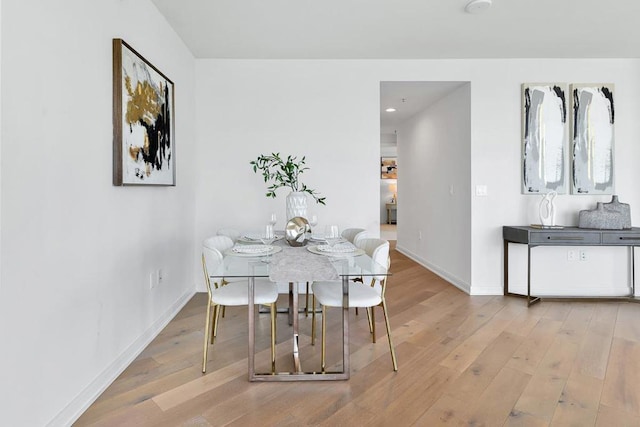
[386,108,396,112]
[465,0,492,14]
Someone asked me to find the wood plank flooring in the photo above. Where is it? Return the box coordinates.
[75,247,640,426]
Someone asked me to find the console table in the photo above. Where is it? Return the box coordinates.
[503,226,640,306]
[386,203,397,224]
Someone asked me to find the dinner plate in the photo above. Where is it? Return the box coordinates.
[238,234,284,243]
[306,245,365,257]
[309,234,346,244]
[225,245,282,257]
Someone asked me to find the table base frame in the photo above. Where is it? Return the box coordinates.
[248,275,350,381]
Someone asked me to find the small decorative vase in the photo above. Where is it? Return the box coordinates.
[284,217,310,247]
[539,191,557,226]
[286,191,308,222]
[604,195,632,229]
[579,195,632,229]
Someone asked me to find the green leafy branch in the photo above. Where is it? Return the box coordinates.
[250,153,326,205]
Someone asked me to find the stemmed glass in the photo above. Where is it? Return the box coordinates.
[260,224,276,247]
[269,213,277,227]
[308,214,318,231]
[259,224,276,263]
[324,225,341,248]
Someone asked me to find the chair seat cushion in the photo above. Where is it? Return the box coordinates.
[211,279,278,306]
[312,281,382,308]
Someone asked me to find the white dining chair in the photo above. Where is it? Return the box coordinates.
[216,228,241,243]
[311,238,398,372]
[203,235,239,320]
[338,227,367,314]
[341,227,367,246]
[201,240,278,374]
[303,227,367,317]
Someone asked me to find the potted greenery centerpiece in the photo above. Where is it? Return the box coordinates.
[250,153,326,221]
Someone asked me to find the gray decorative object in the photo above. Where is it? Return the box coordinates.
[578,195,631,229]
[284,216,310,246]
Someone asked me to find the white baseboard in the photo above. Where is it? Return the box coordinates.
[48,289,195,427]
[469,285,503,295]
[395,245,471,294]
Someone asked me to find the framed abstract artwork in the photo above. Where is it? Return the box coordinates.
[381,157,397,179]
[571,84,615,195]
[521,83,568,194]
[113,39,175,186]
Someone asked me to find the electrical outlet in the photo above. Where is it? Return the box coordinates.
[567,250,577,261]
[580,250,587,261]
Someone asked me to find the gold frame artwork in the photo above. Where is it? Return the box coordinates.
[113,39,175,186]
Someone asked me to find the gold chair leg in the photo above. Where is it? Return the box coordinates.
[305,282,310,317]
[371,306,377,343]
[270,303,276,373]
[221,305,226,318]
[202,300,212,373]
[321,305,326,372]
[211,304,220,344]
[355,307,359,316]
[365,307,373,333]
[381,298,398,371]
[311,294,316,345]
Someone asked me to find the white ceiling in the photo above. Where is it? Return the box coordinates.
[151,0,639,144]
[151,0,640,60]
[380,82,467,134]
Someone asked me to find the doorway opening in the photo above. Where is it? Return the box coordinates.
[379,81,470,246]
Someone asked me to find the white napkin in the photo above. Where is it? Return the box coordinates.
[232,245,272,254]
[242,233,263,241]
[316,242,356,253]
[243,233,282,241]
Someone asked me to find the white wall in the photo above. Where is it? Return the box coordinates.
[396,84,472,291]
[194,60,383,292]
[0,1,196,425]
[195,58,640,297]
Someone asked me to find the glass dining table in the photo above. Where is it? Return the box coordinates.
[208,241,389,381]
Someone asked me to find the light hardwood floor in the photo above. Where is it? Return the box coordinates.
[76,246,640,426]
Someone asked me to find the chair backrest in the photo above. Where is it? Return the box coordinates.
[356,237,390,287]
[202,245,224,294]
[203,235,235,253]
[217,228,241,243]
[342,228,367,245]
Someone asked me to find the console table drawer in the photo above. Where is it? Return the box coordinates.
[602,232,640,245]
[529,232,601,245]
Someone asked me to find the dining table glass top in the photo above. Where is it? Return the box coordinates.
[209,242,389,280]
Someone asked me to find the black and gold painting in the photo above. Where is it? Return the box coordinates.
[113,39,175,185]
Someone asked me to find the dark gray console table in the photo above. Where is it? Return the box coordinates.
[503,226,640,306]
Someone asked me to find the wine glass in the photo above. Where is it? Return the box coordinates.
[324,225,340,247]
[260,224,276,247]
[308,214,318,230]
[268,213,277,227]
